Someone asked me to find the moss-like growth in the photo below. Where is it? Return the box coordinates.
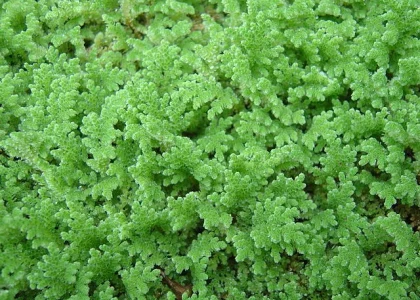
[1,0,419,299]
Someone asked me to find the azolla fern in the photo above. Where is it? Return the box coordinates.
[0,0,419,299]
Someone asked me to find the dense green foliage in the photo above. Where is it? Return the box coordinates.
[1,0,420,299]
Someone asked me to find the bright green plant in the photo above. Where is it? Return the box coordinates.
[1,0,419,299]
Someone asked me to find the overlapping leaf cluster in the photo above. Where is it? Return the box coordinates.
[1,0,419,299]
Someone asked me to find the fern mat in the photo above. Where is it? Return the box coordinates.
[1,0,419,299]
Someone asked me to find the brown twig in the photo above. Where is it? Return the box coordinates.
[156,267,192,300]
